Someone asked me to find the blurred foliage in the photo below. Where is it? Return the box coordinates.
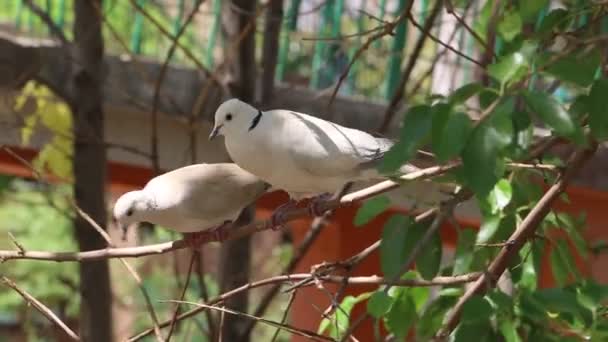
[0,177,78,339]
[14,81,73,181]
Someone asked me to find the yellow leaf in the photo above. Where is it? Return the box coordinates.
[21,114,38,145]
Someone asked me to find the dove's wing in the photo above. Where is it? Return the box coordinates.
[174,164,268,220]
[280,111,391,178]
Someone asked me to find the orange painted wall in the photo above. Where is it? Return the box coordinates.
[1,146,607,340]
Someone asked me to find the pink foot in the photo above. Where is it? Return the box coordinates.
[269,200,297,230]
[183,221,232,247]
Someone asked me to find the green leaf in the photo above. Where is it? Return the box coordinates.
[380,215,410,278]
[461,296,494,324]
[417,294,459,340]
[488,51,529,86]
[533,288,585,317]
[476,214,501,244]
[498,11,522,41]
[555,238,581,279]
[381,106,432,172]
[556,212,588,259]
[432,107,473,162]
[550,240,570,287]
[367,291,393,318]
[449,83,484,105]
[499,319,522,342]
[537,9,569,36]
[510,110,534,157]
[523,90,576,137]
[384,288,417,338]
[354,196,391,226]
[453,228,476,275]
[417,229,442,280]
[462,99,513,196]
[318,293,370,338]
[487,179,513,214]
[454,321,492,342]
[588,78,608,140]
[544,51,601,87]
[402,221,426,266]
[518,0,549,22]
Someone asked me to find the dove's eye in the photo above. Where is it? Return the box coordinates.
[126,209,133,217]
[226,113,233,121]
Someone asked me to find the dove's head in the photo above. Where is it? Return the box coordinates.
[209,98,259,140]
[112,191,153,233]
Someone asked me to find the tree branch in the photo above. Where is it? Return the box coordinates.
[129,272,481,341]
[436,145,597,338]
[2,276,80,341]
[0,163,455,262]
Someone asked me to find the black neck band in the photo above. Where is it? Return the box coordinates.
[249,110,263,131]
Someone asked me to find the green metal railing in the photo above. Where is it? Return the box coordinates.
[0,0,482,102]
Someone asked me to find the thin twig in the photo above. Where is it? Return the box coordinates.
[73,205,165,342]
[271,291,297,342]
[445,0,496,60]
[378,0,444,133]
[8,232,25,254]
[22,0,69,46]
[149,0,204,174]
[326,0,417,108]
[162,300,335,342]
[2,276,80,341]
[436,146,596,338]
[128,272,481,341]
[166,251,197,341]
[242,184,353,338]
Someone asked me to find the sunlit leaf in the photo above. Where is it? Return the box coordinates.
[477,215,501,244]
[498,10,522,41]
[384,287,417,338]
[487,179,513,214]
[367,291,393,318]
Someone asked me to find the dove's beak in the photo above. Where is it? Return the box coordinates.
[209,124,223,140]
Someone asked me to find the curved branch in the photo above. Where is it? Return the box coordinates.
[0,163,456,262]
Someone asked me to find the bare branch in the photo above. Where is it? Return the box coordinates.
[73,206,165,342]
[2,276,80,341]
[129,272,481,341]
[22,0,69,46]
[150,0,204,174]
[326,0,417,107]
[378,0,444,133]
[162,300,335,342]
[0,163,456,263]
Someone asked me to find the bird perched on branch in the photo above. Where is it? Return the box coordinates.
[209,98,417,224]
[112,163,270,246]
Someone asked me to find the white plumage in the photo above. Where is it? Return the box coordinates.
[112,163,269,233]
[209,98,417,200]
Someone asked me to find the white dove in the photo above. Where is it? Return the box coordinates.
[208,98,417,222]
[112,163,270,246]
